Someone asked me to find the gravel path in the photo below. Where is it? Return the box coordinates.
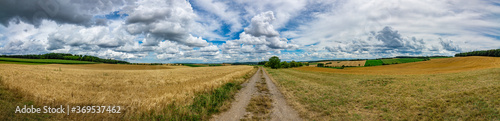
[211,67,301,121]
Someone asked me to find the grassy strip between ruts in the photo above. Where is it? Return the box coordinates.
[0,57,96,64]
[242,69,273,120]
[136,66,258,120]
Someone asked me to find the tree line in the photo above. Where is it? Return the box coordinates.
[261,56,308,69]
[455,49,500,57]
[0,53,130,64]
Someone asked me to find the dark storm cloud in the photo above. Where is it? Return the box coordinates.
[0,39,46,54]
[375,26,404,48]
[374,26,426,53]
[325,26,429,55]
[439,39,462,52]
[0,0,132,27]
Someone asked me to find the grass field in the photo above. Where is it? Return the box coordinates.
[0,57,96,64]
[381,58,424,65]
[265,57,500,120]
[364,60,383,66]
[0,64,255,120]
[397,58,425,63]
[381,59,402,64]
[0,61,46,65]
[308,63,319,67]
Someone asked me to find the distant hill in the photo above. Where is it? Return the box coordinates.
[0,53,129,64]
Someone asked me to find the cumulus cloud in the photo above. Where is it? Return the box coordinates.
[240,11,298,49]
[124,0,208,47]
[218,11,298,61]
[244,11,280,37]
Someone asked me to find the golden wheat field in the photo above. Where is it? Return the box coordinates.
[297,56,500,74]
[0,64,254,117]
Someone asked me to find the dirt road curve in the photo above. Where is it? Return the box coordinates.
[211,67,301,121]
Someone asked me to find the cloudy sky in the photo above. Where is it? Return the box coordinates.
[0,0,499,63]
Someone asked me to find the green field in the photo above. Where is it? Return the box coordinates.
[0,61,46,65]
[0,57,96,64]
[381,59,402,64]
[364,58,426,66]
[397,58,424,63]
[364,60,383,66]
[183,64,208,67]
[429,56,453,59]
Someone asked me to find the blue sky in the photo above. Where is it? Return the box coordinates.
[0,0,500,63]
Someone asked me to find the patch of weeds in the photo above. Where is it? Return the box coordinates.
[381,108,389,112]
[54,67,62,71]
[242,95,273,120]
[417,88,424,93]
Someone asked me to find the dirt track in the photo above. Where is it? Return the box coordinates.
[211,67,301,121]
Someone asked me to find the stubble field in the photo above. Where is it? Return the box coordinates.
[265,56,500,120]
[0,64,254,120]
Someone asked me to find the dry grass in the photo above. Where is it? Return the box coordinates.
[319,60,366,67]
[297,56,500,75]
[265,58,500,120]
[0,64,254,119]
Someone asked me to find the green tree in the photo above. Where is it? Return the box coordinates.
[268,56,281,69]
[281,61,289,68]
[290,60,297,67]
[305,62,309,66]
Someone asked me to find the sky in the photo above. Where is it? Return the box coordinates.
[0,0,499,63]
